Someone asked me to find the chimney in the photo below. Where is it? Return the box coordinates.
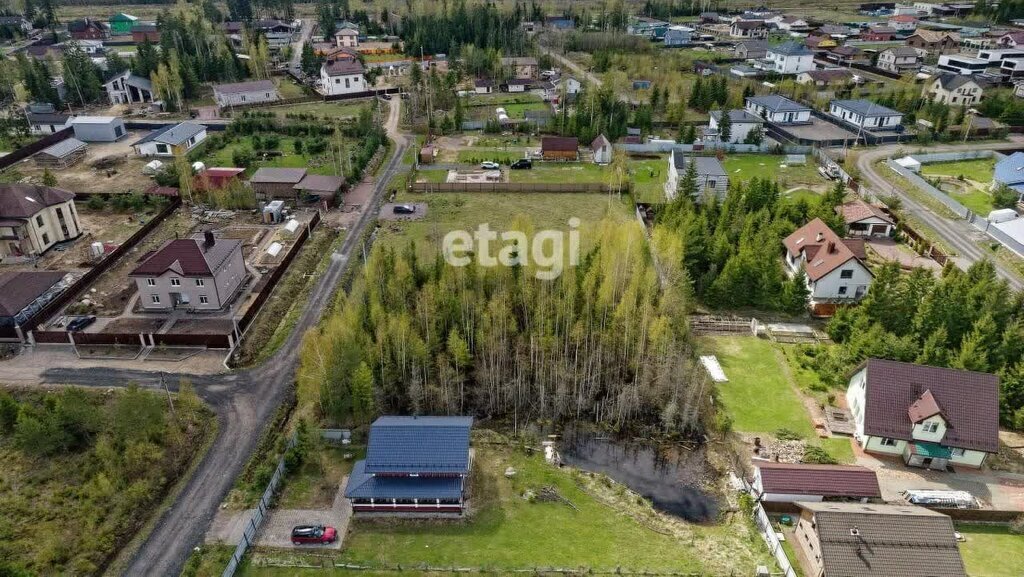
[204,230,215,248]
[827,241,836,254]
[816,231,824,242]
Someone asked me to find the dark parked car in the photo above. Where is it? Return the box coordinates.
[510,158,533,170]
[291,525,337,545]
[66,315,96,332]
[393,204,416,214]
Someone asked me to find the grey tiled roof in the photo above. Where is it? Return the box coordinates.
[831,99,902,118]
[671,151,727,177]
[797,502,966,577]
[710,109,763,123]
[746,94,809,113]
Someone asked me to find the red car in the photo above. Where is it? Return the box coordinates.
[291,525,337,545]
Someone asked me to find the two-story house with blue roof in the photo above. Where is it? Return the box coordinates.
[345,416,474,516]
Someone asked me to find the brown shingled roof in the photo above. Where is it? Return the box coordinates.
[129,236,241,278]
[782,218,865,281]
[797,502,966,577]
[755,461,881,498]
[0,184,75,219]
[838,198,894,225]
[860,358,999,453]
[541,136,578,152]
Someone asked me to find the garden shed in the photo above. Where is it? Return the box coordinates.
[34,138,87,169]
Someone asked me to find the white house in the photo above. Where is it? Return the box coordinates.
[888,14,919,31]
[846,358,999,470]
[132,122,207,157]
[320,59,367,95]
[664,25,694,46]
[129,232,246,311]
[103,70,154,104]
[707,109,763,143]
[335,27,359,47]
[730,20,769,38]
[751,461,881,503]
[745,95,812,124]
[665,152,729,200]
[828,99,904,131]
[925,73,984,106]
[838,199,895,237]
[212,80,280,108]
[769,15,811,31]
[26,110,71,135]
[764,42,815,75]
[474,79,495,94]
[562,76,582,94]
[783,218,872,303]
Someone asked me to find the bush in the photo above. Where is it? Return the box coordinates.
[775,428,803,441]
[1011,515,1024,535]
[232,148,254,168]
[802,446,839,464]
[85,195,106,210]
[154,164,179,187]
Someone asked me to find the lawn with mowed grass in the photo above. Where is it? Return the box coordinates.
[264,101,367,119]
[508,162,610,184]
[722,154,827,190]
[378,191,633,258]
[921,158,996,185]
[239,444,774,576]
[630,156,668,203]
[957,524,1024,577]
[702,336,816,438]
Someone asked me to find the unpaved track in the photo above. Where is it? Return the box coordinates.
[38,99,408,577]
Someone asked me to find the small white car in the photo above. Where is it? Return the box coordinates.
[480,161,501,170]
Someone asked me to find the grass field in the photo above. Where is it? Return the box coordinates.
[921,158,997,185]
[378,190,633,259]
[629,156,668,203]
[264,101,367,119]
[703,336,816,438]
[957,524,1024,577]
[275,77,309,99]
[722,154,827,190]
[239,443,774,576]
[278,446,362,509]
[202,135,344,176]
[508,162,610,184]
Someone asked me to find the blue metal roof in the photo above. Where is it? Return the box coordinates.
[345,460,465,499]
[994,151,1024,187]
[364,416,473,474]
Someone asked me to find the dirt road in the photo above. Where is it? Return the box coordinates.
[855,142,1024,291]
[36,99,409,577]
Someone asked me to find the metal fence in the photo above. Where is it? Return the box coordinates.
[616,142,813,154]
[222,434,297,577]
[907,150,1003,164]
[411,181,616,193]
[752,503,799,577]
[886,159,971,219]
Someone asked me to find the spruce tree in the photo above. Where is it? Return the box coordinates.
[718,110,732,142]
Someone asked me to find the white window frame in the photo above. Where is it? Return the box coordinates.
[170,278,181,287]
[195,278,205,287]
[923,421,939,433]
[146,278,156,286]
[880,437,898,447]
[199,295,209,304]
[151,294,161,304]
[951,447,966,457]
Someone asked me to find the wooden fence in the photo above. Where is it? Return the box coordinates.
[22,197,183,335]
[411,182,619,193]
[0,127,74,171]
[236,210,322,334]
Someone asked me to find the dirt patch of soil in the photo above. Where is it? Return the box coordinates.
[167,318,235,335]
[102,317,166,333]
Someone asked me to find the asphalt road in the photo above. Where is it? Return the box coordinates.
[39,99,408,576]
[855,142,1024,292]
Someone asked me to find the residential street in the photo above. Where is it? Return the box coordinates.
[289,18,316,72]
[32,99,408,577]
[854,141,1024,292]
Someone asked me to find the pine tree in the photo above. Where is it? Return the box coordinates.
[683,123,696,144]
[678,155,699,198]
[718,110,732,142]
[781,268,810,313]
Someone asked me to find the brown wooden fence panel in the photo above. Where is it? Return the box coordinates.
[22,197,182,335]
[154,333,231,348]
[237,211,322,333]
[0,128,74,172]
[73,332,140,346]
[32,330,70,344]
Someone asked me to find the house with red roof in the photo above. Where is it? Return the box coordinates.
[782,218,873,305]
[129,232,246,311]
[846,359,1000,470]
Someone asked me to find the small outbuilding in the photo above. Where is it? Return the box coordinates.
[591,134,612,164]
[195,167,245,191]
[132,122,207,157]
[294,174,345,205]
[838,199,895,237]
[893,155,922,172]
[35,138,88,169]
[249,167,307,201]
[70,116,126,142]
[752,461,882,503]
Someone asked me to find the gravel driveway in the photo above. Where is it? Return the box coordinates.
[257,476,351,549]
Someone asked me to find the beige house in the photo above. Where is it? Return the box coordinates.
[846,358,999,470]
[335,27,359,47]
[877,46,921,73]
[793,502,967,577]
[0,184,82,259]
[925,73,984,105]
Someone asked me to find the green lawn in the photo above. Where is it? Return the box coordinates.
[948,187,995,215]
[455,149,529,164]
[240,443,774,576]
[921,158,996,185]
[630,157,668,203]
[202,135,342,176]
[278,446,361,509]
[957,524,1024,577]
[508,163,611,184]
[784,188,823,205]
[702,336,816,438]
[275,77,308,99]
[722,154,827,189]
[414,168,449,182]
[264,101,367,119]
[378,191,633,259]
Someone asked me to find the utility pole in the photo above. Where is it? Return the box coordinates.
[160,372,179,424]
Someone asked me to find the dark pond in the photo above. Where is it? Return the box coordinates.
[557,427,719,522]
